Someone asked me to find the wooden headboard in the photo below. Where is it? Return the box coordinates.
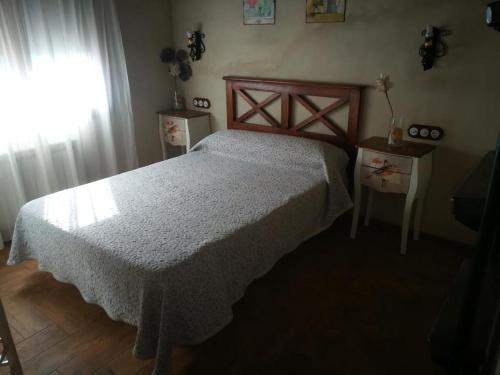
[223,76,365,154]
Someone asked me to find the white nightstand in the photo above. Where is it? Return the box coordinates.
[350,137,435,255]
[158,110,211,160]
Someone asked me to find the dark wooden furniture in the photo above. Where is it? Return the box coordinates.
[359,136,436,158]
[452,151,495,231]
[157,109,209,119]
[430,136,500,375]
[223,76,365,155]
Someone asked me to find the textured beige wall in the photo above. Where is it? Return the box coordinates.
[171,0,500,244]
[115,0,174,167]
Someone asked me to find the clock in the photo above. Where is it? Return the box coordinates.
[487,1,500,30]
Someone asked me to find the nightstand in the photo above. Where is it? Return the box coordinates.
[158,110,211,160]
[350,136,435,255]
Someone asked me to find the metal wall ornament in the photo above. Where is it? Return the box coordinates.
[186,31,206,62]
[419,25,450,71]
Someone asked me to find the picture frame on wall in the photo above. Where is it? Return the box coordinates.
[243,0,276,25]
[306,0,345,23]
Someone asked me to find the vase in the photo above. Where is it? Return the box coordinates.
[172,78,185,110]
[388,115,404,147]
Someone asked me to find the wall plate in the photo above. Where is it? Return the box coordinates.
[408,124,444,140]
[192,97,211,109]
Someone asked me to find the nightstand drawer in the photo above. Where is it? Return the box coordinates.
[159,110,211,160]
[361,165,411,194]
[362,150,413,175]
[162,117,185,129]
[164,124,186,146]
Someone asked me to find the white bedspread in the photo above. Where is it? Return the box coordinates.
[8,130,352,373]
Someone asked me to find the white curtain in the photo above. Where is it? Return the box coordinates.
[0,0,138,241]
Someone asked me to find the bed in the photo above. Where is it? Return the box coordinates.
[8,77,364,374]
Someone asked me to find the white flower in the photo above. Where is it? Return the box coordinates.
[375,73,393,93]
[169,63,180,77]
[376,73,395,117]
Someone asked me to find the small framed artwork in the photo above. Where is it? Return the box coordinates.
[306,0,345,23]
[243,0,276,25]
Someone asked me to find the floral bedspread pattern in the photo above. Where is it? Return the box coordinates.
[8,130,352,374]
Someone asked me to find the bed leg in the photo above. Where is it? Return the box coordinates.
[350,149,363,239]
[364,188,374,226]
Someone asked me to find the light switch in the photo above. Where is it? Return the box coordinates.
[192,97,211,109]
[408,124,444,140]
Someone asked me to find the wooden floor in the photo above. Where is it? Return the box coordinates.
[0,216,471,375]
[0,251,154,375]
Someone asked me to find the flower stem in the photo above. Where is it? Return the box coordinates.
[385,91,394,118]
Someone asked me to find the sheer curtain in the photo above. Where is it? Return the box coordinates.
[0,0,138,241]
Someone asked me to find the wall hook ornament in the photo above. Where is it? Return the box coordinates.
[186,30,206,62]
[419,25,450,71]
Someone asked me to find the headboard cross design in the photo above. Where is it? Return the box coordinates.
[236,90,281,127]
[291,94,348,139]
[223,76,365,153]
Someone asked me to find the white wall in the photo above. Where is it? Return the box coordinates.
[171,0,500,244]
[115,0,174,167]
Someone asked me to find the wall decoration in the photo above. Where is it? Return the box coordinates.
[160,48,192,82]
[243,0,275,25]
[419,25,449,71]
[306,0,345,23]
[160,48,193,110]
[186,30,206,61]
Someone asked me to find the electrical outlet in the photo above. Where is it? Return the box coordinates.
[408,124,444,140]
[192,97,211,109]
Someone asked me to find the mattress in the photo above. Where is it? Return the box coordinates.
[8,130,352,373]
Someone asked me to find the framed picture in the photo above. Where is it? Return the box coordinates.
[306,0,345,23]
[243,0,276,25]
